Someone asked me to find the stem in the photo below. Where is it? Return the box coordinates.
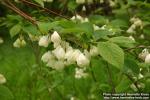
[125,74,141,92]
[106,63,116,93]
[90,62,97,82]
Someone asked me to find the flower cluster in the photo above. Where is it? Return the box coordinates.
[40,31,99,70]
[13,36,26,48]
[138,48,150,63]
[127,17,143,34]
[75,67,88,79]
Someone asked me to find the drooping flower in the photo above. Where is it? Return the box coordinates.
[0,74,6,84]
[89,46,99,57]
[38,35,50,47]
[53,60,65,70]
[41,51,55,63]
[76,0,85,4]
[138,49,149,61]
[76,53,90,67]
[51,31,61,45]
[145,54,150,63]
[0,37,4,44]
[13,38,26,48]
[75,68,88,79]
[52,46,65,60]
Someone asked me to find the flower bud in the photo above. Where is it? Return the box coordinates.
[129,36,135,41]
[93,24,100,31]
[51,31,61,45]
[145,54,150,63]
[0,74,6,84]
[52,46,65,60]
[76,53,90,67]
[39,35,50,47]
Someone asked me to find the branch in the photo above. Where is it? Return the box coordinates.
[1,0,37,24]
[19,0,70,20]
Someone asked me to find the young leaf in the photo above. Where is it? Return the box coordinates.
[10,24,21,37]
[98,42,124,69]
[109,36,136,48]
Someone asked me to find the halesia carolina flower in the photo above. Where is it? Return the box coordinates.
[145,54,150,63]
[13,38,26,48]
[138,49,149,61]
[52,46,65,60]
[0,37,4,44]
[53,60,65,70]
[38,35,50,47]
[75,68,88,79]
[0,74,6,84]
[76,53,90,67]
[51,31,61,45]
[76,0,85,4]
[41,51,55,63]
[90,46,99,57]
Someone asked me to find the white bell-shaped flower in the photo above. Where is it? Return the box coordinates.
[75,68,88,79]
[90,46,99,56]
[41,51,55,63]
[138,49,149,60]
[52,46,65,60]
[76,53,90,67]
[54,60,65,70]
[46,59,56,68]
[93,24,100,31]
[39,35,50,47]
[145,54,150,63]
[51,31,61,45]
[129,36,135,41]
[76,0,85,4]
[0,37,4,44]
[13,38,26,48]
[0,74,6,84]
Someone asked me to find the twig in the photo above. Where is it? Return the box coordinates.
[19,0,70,20]
[125,45,150,51]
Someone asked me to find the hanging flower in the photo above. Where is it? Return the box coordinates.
[76,53,90,67]
[52,46,65,60]
[138,49,149,61]
[13,38,26,48]
[38,35,50,47]
[0,74,6,84]
[41,51,55,63]
[90,46,99,57]
[145,54,150,63]
[51,31,61,45]
[76,0,85,4]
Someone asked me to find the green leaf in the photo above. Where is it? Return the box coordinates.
[0,85,14,100]
[10,24,21,37]
[89,15,107,25]
[34,0,44,7]
[93,30,113,40]
[110,19,128,28]
[98,42,124,69]
[109,36,136,48]
[23,24,40,35]
[123,58,140,75]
